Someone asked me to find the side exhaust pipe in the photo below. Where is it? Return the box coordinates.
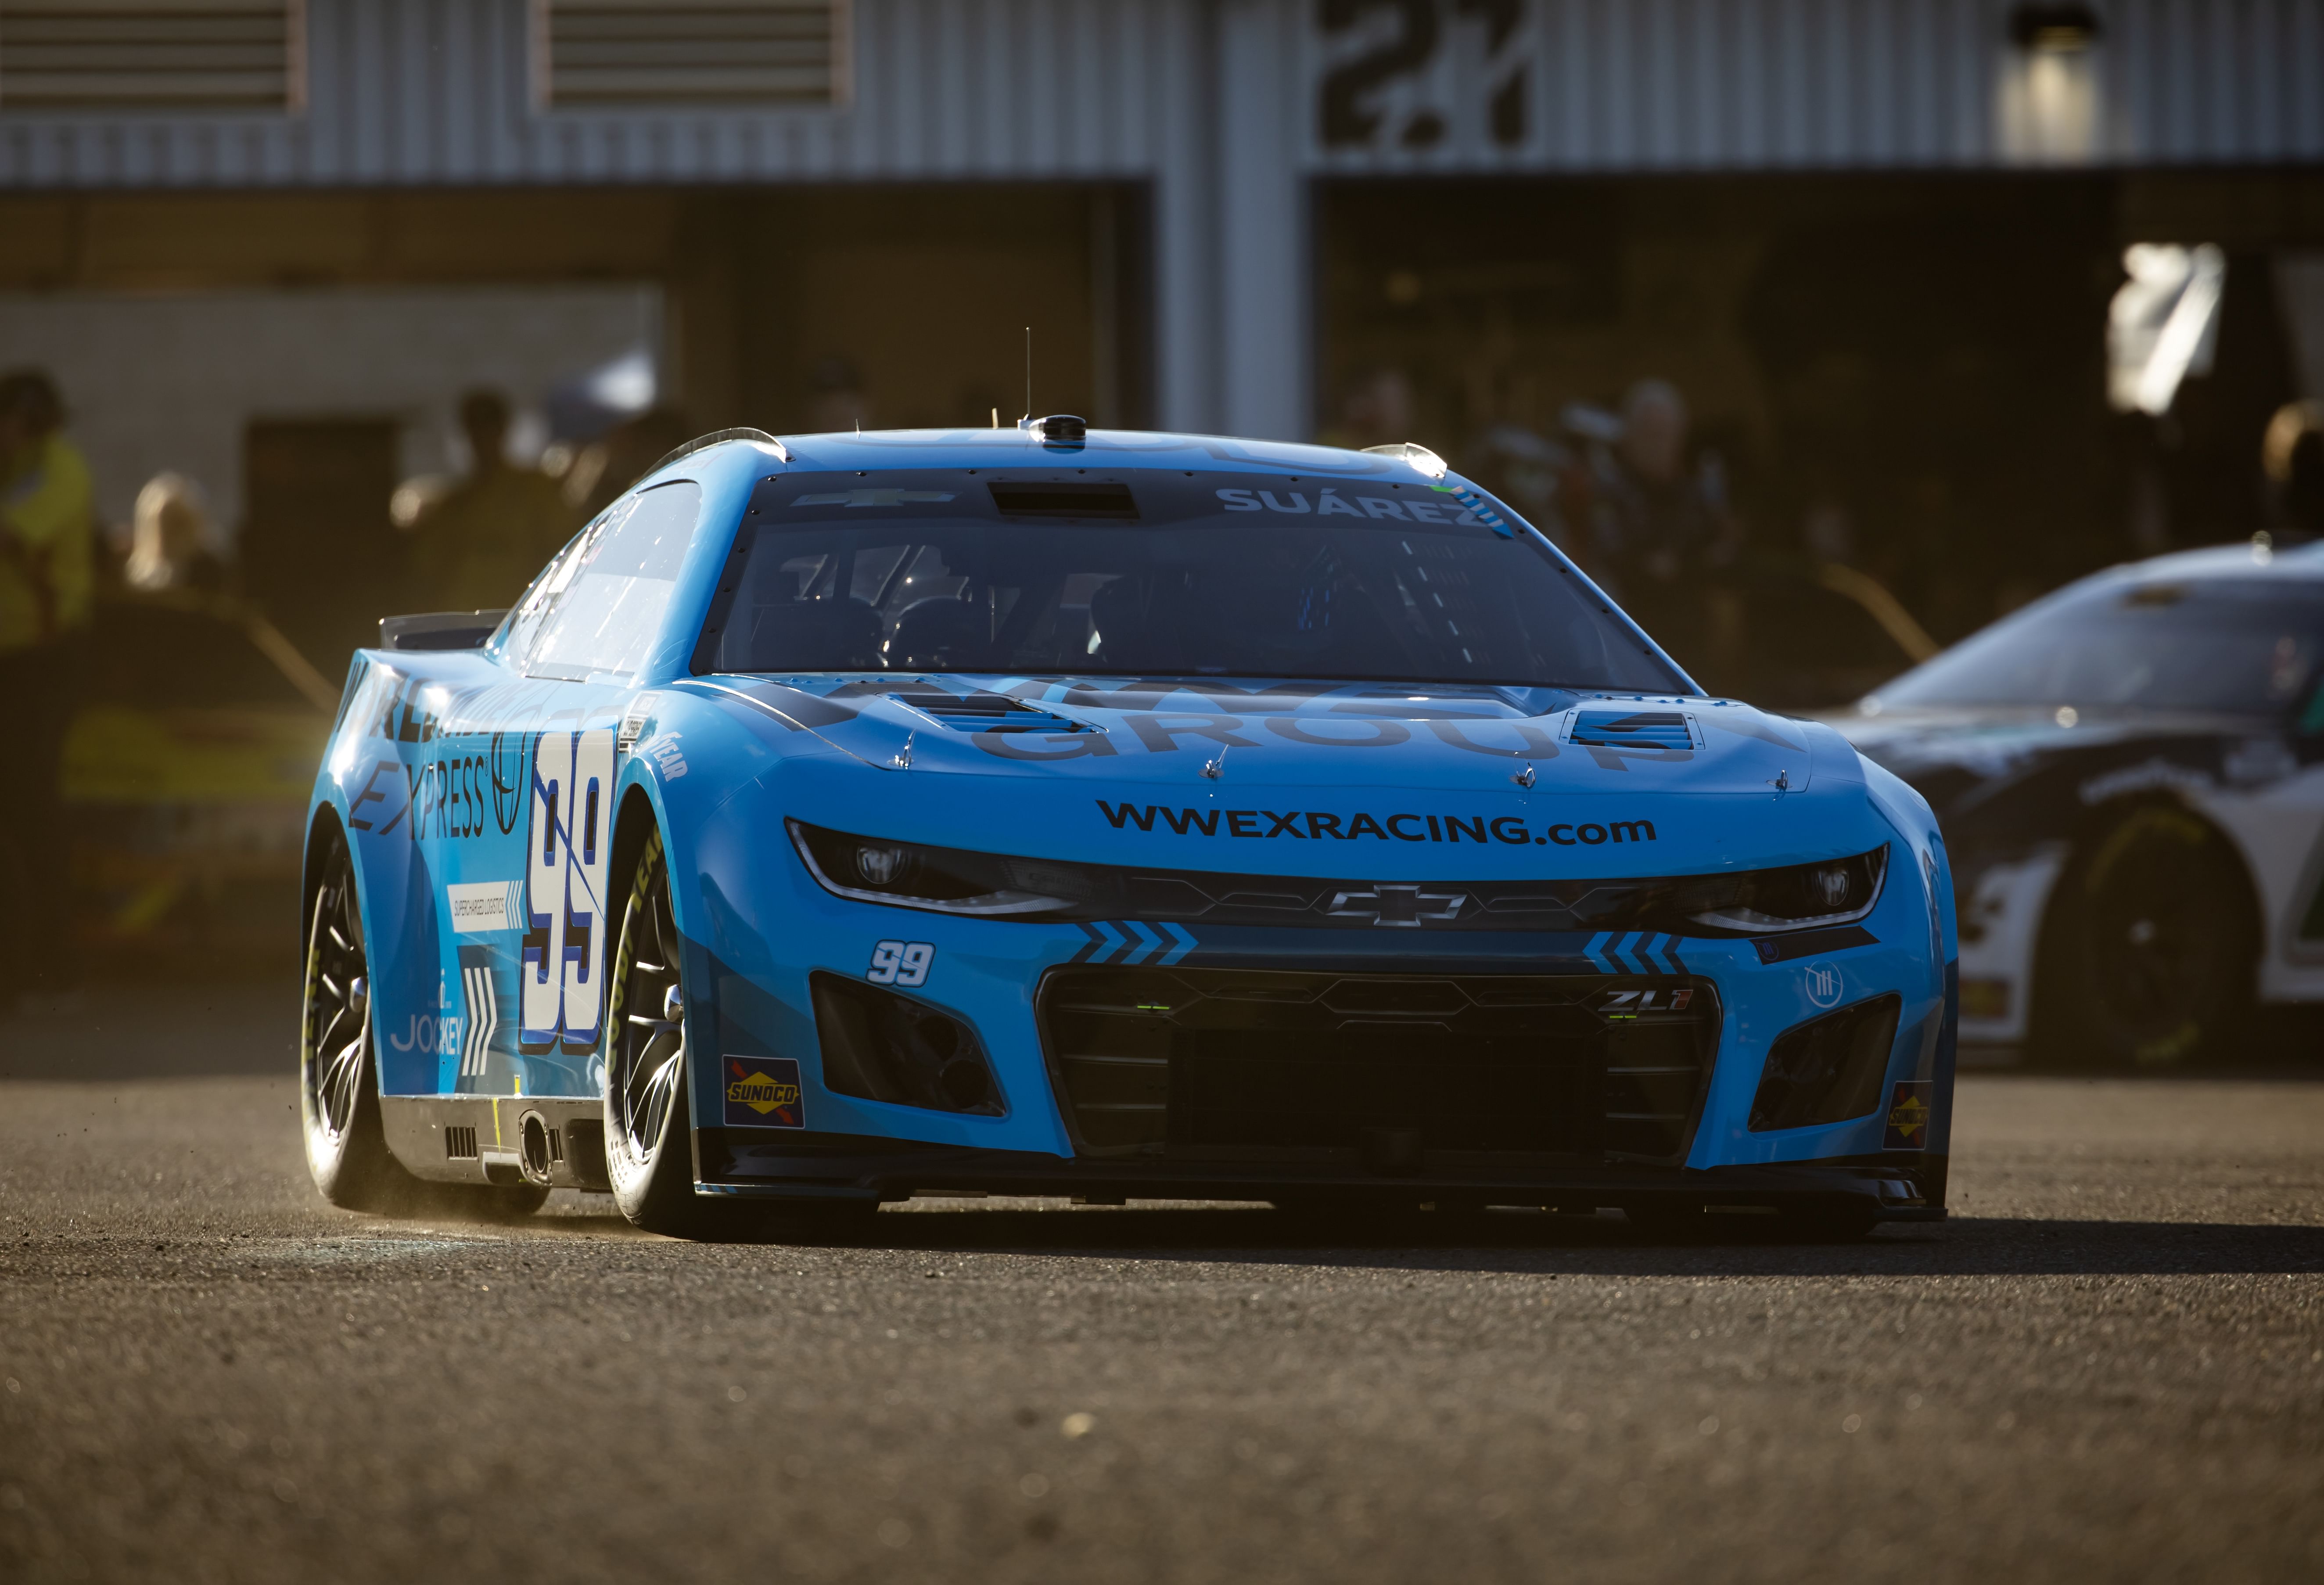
[517,1110,557,1188]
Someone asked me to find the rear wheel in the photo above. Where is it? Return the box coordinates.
[302,840,405,1210]
[2037,805,2257,1068]
[303,837,547,1218]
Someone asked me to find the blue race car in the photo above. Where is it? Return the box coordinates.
[298,421,1956,1239]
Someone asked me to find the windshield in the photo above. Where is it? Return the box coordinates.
[692,468,1687,690]
[1871,575,2324,717]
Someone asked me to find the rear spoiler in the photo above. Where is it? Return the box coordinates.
[379,610,506,652]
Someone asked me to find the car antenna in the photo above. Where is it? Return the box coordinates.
[991,406,999,428]
[1024,326,1032,424]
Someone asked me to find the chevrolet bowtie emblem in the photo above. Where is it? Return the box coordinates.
[1325,884,1467,927]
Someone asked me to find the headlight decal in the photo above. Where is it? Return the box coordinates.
[787,818,1897,941]
[788,820,1072,917]
[1678,847,1889,937]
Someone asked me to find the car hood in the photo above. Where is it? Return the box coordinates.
[688,673,1886,876]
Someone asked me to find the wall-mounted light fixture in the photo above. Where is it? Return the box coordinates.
[2008,4,2103,53]
[1998,4,2105,162]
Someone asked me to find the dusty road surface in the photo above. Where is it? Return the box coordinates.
[1,988,2320,1583]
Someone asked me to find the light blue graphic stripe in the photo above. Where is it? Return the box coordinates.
[1155,921,1196,967]
[1657,935,1688,976]
[1120,920,1161,965]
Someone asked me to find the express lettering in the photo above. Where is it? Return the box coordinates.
[346,759,405,833]
[1096,800,1657,845]
[402,753,492,840]
[521,727,615,1056]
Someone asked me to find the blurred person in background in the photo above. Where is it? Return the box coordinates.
[807,356,873,434]
[558,406,694,523]
[2285,431,2324,543]
[406,388,578,612]
[0,368,96,999]
[1320,367,1418,453]
[1591,379,1737,585]
[1463,418,1580,554]
[2265,399,2324,544]
[1589,378,1743,677]
[123,471,227,596]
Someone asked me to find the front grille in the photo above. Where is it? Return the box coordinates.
[1038,967,1718,1168]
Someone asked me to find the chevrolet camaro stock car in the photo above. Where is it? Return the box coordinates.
[298,420,1957,1240]
[1828,538,2324,1067]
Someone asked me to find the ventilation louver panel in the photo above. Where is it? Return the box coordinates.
[1038,967,1721,1166]
[0,0,302,112]
[539,0,848,108]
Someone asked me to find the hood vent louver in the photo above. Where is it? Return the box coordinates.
[1568,709,1697,751]
[887,689,1098,735]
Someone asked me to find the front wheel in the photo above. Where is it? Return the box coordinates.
[603,830,718,1235]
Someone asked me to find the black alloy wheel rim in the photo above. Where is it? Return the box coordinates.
[611,853,686,1165]
[2082,812,2226,1050]
[305,863,372,1142]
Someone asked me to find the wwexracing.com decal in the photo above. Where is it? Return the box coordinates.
[1097,800,1657,847]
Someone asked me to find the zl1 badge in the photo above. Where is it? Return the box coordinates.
[1884,1079,1933,1150]
[725,1057,804,1129]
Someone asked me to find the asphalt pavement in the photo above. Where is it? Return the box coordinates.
[2,985,2320,1584]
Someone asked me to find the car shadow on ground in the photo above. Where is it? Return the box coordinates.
[505,1202,2324,1277]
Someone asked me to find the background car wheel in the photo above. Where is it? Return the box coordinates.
[603,832,720,1236]
[2037,804,2257,1068]
[303,837,548,1219]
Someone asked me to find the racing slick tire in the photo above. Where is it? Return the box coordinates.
[602,830,880,1243]
[302,834,547,1219]
[604,830,716,1236]
[2034,803,2258,1069]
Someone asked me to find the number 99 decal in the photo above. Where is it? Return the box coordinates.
[868,941,934,988]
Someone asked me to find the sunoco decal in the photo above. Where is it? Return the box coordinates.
[725,1057,805,1129]
[1884,1081,1932,1150]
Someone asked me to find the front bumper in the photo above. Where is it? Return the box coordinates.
[687,834,1958,1222]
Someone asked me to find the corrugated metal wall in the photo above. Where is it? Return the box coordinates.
[1304,0,2324,173]
[3,0,2319,188]
[4,0,2320,438]
[0,0,1201,186]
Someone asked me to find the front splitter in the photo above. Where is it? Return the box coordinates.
[691,1128,1946,1221]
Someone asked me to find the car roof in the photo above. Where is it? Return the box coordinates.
[639,427,1446,490]
[2085,538,2324,589]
